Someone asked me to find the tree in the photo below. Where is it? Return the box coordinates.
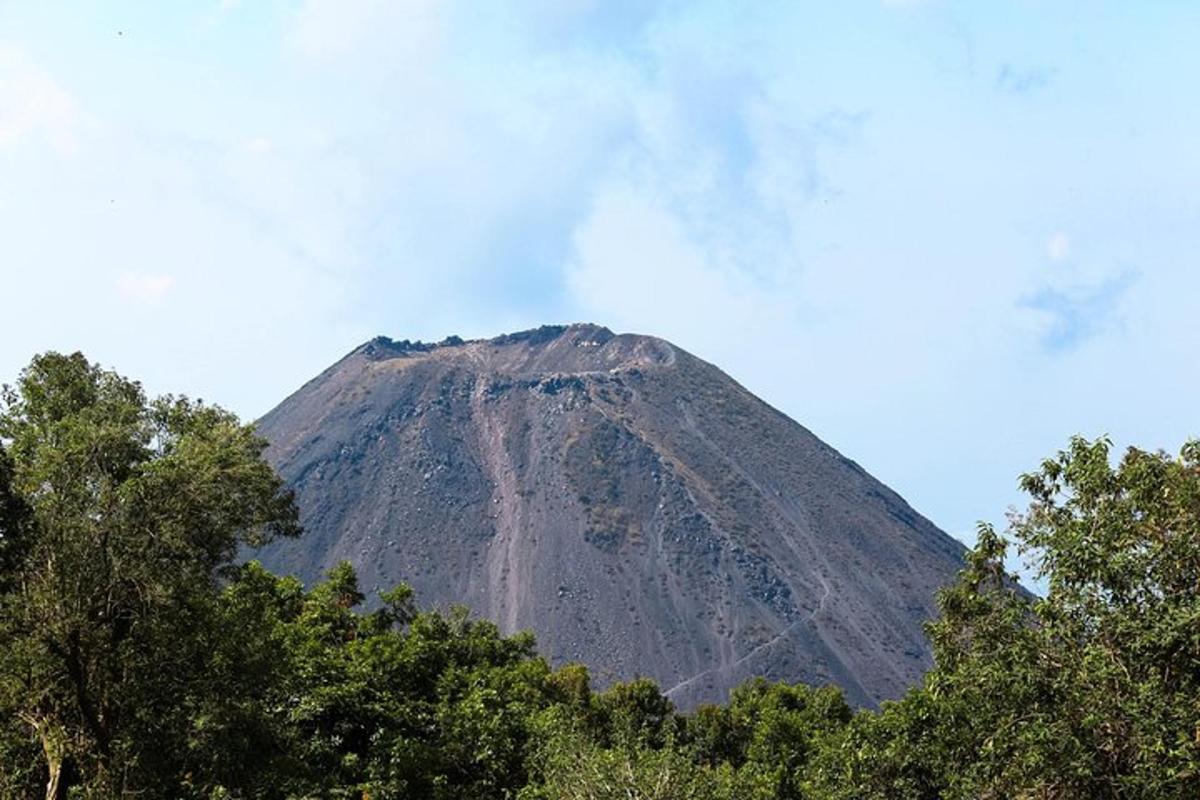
[217,559,556,799]
[726,679,851,799]
[0,352,300,797]
[4,350,1196,800]
[521,721,749,800]
[1004,437,1200,796]
[0,442,31,587]
[0,442,42,797]
[809,437,1200,799]
[596,678,678,749]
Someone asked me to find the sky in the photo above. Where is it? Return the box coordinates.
[2,1,1198,564]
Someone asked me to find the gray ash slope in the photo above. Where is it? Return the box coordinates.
[253,323,964,708]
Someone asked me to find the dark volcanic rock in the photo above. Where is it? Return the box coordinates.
[253,323,964,708]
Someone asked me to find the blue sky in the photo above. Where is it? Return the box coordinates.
[2,1,1198,561]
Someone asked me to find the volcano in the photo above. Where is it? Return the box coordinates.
[252,323,964,708]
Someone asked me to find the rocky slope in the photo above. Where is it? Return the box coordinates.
[252,324,965,708]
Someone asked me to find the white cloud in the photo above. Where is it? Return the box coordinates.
[243,135,273,155]
[289,0,443,62]
[0,46,81,154]
[567,184,770,334]
[1047,231,1071,262]
[115,273,175,303]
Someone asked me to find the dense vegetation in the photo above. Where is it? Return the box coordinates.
[1,353,1197,799]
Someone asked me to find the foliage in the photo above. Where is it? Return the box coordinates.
[266,564,554,799]
[0,352,300,797]
[521,714,748,800]
[809,437,1200,800]
[3,352,1199,799]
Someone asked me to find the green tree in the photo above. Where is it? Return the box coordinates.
[522,721,748,800]
[0,442,31,587]
[726,679,851,798]
[809,437,1200,799]
[0,442,42,798]
[1005,437,1200,796]
[0,352,300,797]
[232,559,555,799]
[596,678,678,749]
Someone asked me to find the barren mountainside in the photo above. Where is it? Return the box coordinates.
[253,324,965,708]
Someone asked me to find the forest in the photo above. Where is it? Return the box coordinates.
[1,352,1198,799]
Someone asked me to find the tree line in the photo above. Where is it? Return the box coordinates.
[1,352,1197,798]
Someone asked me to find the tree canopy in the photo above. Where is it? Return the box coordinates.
[0,352,300,797]
[1,352,1197,799]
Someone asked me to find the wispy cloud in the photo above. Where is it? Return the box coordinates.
[1022,271,1138,352]
[288,0,443,61]
[997,64,1056,95]
[242,135,272,155]
[0,46,82,154]
[1046,232,1071,262]
[115,273,175,304]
